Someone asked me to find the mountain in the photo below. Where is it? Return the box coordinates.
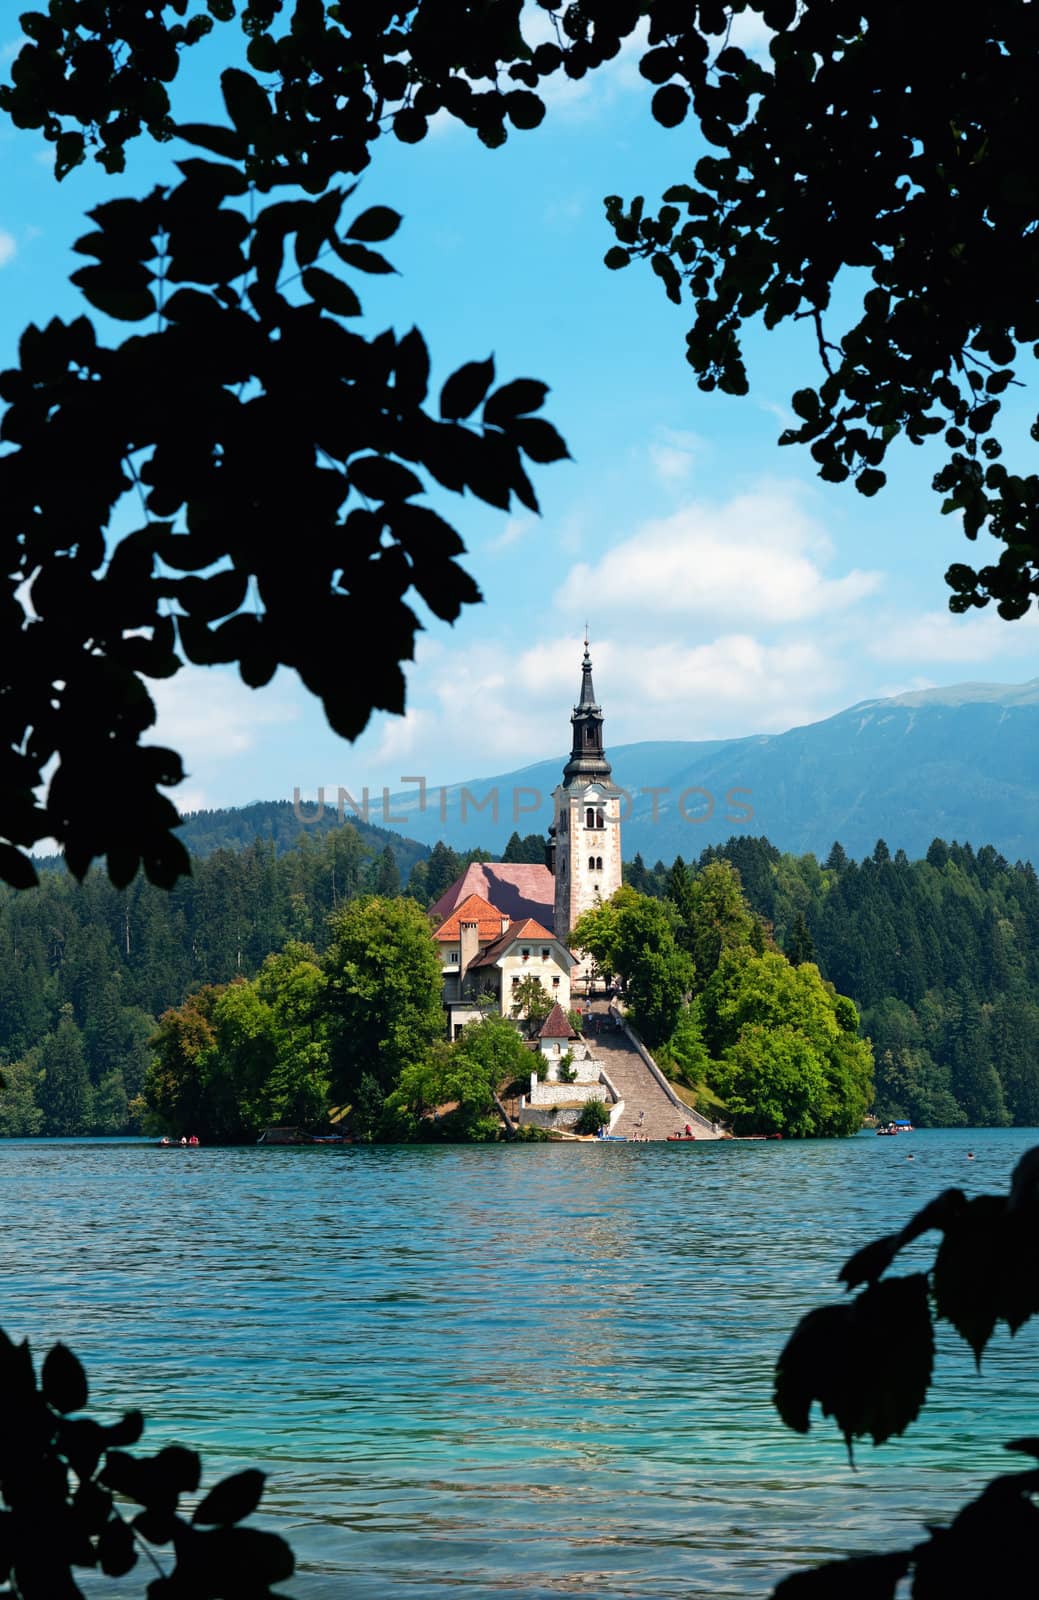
[375,679,1039,865]
[174,800,430,877]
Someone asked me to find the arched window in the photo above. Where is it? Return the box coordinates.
[585,807,595,829]
[596,809,604,828]
[588,855,595,871]
[596,856,603,871]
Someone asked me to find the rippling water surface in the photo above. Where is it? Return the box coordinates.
[3,1128,1038,1597]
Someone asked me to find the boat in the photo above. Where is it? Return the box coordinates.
[876,1120,914,1136]
[155,1138,201,1148]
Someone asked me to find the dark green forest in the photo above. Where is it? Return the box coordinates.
[630,836,1039,1128]
[3,817,1038,1135]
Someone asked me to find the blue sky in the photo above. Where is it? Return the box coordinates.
[3,13,1039,817]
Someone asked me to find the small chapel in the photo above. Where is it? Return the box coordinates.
[430,643,622,1033]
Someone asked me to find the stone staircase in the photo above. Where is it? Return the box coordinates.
[581,1005,723,1142]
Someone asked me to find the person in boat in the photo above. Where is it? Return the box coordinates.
[180,1135,188,1146]
[159,1136,171,1146]
[188,1134,199,1146]
[684,1124,693,1138]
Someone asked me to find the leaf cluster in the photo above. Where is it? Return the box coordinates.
[771,1145,1039,1595]
[0,1327,294,1597]
[0,145,564,889]
[603,1,1039,620]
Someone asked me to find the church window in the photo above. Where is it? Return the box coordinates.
[585,807,595,828]
[596,857,603,872]
[596,809,604,828]
[588,856,595,871]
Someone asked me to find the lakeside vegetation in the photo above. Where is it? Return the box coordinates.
[2,825,1038,1138]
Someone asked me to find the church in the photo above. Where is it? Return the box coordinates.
[430,643,623,1032]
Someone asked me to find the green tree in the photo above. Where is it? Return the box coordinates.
[0,1056,44,1137]
[574,890,693,1047]
[510,974,553,1038]
[38,1009,93,1136]
[370,845,401,898]
[785,911,816,967]
[685,860,763,990]
[143,986,224,1138]
[699,950,873,1136]
[323,896,443,1102]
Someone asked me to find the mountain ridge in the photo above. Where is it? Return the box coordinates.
[169,678,1039,869]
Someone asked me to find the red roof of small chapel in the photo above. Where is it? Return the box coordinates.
[538,1003,575,1039]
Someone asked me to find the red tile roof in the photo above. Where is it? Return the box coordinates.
[429,863,555,930]
[471,918,570,967]
[539,1003,575,1039]
[432,892,507,943]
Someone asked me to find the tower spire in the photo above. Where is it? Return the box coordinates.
[562,639,611,785]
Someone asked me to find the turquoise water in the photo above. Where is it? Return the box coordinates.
[3,1128,1038,1597]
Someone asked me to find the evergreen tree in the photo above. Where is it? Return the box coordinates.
[37,1010,93,1136]
[824,842,848,872]
[425,842,463,905]
[785,912,816,967]
[371,845,401,897]
[626,853,649,892]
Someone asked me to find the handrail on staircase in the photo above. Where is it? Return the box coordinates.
[607,1005,719,1136]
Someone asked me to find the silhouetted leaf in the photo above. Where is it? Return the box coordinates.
[176,122,245,159]
[775,1276,933,1455]
[349,456,424,500]
[302,268,362,317]
[193,1468,266,1526]
[508,417,570,463]
[346,206,401,242]
[0,844,37,890]
[932,1196,1006,1361]
[220,68,270,141]
[483,378,548,425]
[334,241,396,275]
[652,83,689,126]
[839,1233,902,1292]
[772,1550,911,1598]
[41,1343,88,1414]
[440,357,496,421]
[97,1517,137,1577]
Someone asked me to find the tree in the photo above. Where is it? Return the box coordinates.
[0,1056,44,1137]
[322,895,443,1102]
[785,911,816,967]
[370,845,401,898]
[698,949,873,1135]
[143,985,224,1137]
[390,1015,528,1137]
[510,973,553,1038]
[575,1098,611,1134]
[37,1009,93,1136]
[573,889,693,1046]
[685,860,763,991]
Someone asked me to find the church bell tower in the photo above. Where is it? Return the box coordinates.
[549,642,623,953]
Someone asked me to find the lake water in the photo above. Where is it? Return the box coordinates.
[3,1128,1038,1597]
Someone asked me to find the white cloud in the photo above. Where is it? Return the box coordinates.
[867,607,1039,664]
[648,427,707,484]
[487,515,535,553]
[150,666,299,769]
[0,231,16,268]
[555,485,883,625]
